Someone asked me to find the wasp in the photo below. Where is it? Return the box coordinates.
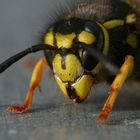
[0,0,140,122]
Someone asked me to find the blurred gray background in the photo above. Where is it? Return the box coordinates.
[0,0,140,140]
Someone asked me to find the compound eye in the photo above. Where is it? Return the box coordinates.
[81,50,98,71]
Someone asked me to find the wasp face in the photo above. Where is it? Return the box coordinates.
[44,18,106,102]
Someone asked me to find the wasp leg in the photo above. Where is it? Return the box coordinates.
[8,58,47,113]
[98,55,134,122]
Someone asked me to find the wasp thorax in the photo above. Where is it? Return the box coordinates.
[53,54,84,82]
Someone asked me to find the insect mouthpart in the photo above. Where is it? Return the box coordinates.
[66,81,81,103]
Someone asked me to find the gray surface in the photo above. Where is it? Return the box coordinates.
[0,0,140,140]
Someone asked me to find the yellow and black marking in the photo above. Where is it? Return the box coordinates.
[43,18,112,102]
[0,0,139,122]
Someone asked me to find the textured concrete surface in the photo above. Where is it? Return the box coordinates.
[0,0,140,140]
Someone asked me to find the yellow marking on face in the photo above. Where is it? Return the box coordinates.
[55,33,76,48]
[54,74,93,101]
[44,32,54,46]
[53,54,84,82]
[126,33,138,48]
[72,75,93,101]
[78,31,96,44]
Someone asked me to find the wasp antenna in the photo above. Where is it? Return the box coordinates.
[78,43,119,75]
[0,44,54,73]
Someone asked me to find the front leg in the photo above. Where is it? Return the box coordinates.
[8,58,47,113]
[98,55,134,122]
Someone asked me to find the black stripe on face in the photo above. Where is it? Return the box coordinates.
[57,47,81,70]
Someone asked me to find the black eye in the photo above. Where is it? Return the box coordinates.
[81,50,98,71]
